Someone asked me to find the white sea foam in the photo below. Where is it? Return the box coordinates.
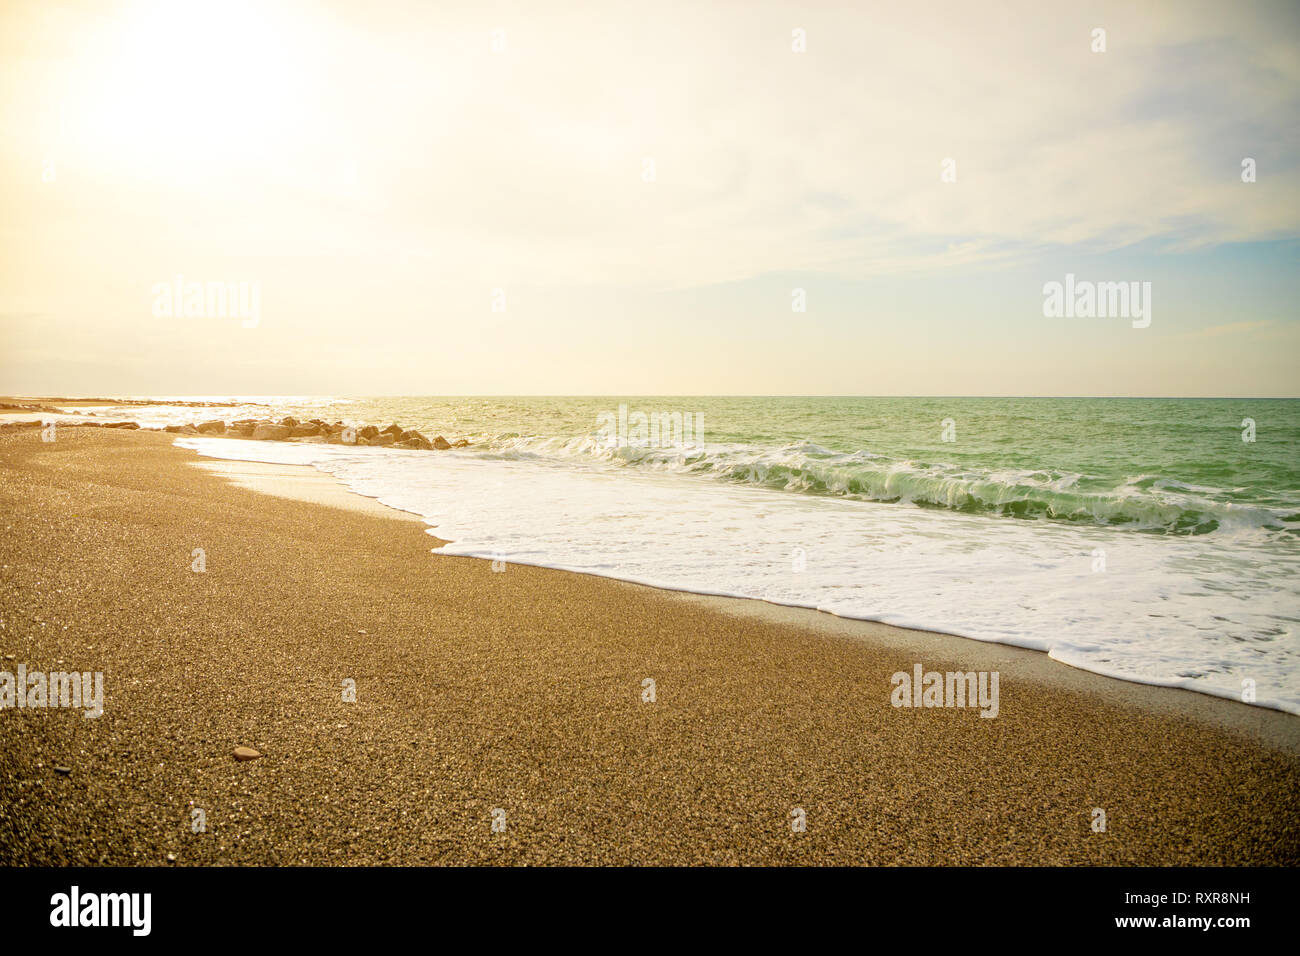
[178,436,1300,715]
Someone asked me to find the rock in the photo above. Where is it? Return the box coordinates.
[381,424,404,437]
[280,416,299,427]
[452,438,470,447]
[54,765,71,775]
[104,421,140,429]
[233,746,262,761]
[359,425,380,440]
[226,424,252,437]
[395,438,432,450]
[166,853,176,863]
[164,425,184,433]
[197,420,225,434]
[398,429,426,443]
[251,424,292,440]
[179,424,199,434]
[365,433,396,446]
[432,435,452,450]
[290,423,321,437]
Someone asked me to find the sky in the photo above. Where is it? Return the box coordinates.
[1,0,1297,397]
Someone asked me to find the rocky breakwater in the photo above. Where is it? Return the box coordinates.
[161,416,470,451]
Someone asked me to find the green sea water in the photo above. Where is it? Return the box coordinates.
[139,394,1300,711]
[313,396,1300,535]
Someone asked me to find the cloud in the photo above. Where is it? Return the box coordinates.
[1,0,1297,395]
[3,0,1297,293]
[1185,319,1277,338]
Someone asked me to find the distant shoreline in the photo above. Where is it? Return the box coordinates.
[4,394,1300,402]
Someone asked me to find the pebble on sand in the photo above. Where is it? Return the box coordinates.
[233,746,263,761]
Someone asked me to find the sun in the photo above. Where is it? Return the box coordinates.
[66,0,314,181]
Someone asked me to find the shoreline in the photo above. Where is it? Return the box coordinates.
[192,448,1300,751]
[6,395,1298,721]
[1,427,1297,864]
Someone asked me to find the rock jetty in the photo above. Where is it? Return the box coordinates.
[1,415,470,451]
[161,416,470,450]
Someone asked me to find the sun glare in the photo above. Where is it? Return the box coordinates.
[70,0,310,179]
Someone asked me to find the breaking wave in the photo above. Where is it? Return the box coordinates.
[477,435,1292,536]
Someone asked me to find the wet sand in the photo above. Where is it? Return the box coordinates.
[1,427,1297,864]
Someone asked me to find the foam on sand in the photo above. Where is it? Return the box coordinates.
[177,435,1300,717]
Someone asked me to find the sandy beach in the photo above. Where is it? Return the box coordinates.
[1,426,1297,866]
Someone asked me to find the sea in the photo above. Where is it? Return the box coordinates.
[71,395,1300,715]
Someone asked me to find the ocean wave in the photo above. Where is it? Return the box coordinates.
[475,435,1288,535]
